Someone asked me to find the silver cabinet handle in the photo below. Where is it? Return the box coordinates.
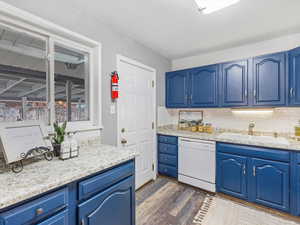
[290,88,294,97]
[81,219,85,225]
[253,90,256,98]
[243,164,246,175]
[253,166,256,176]
[245,90,248,97]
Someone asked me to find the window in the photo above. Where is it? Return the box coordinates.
[54,44,90,122]
[0,22,96,127]
[0,24,48,123]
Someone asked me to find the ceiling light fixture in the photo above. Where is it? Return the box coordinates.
[195,0,240,14]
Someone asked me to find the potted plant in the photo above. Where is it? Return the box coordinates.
[52,121,67,157]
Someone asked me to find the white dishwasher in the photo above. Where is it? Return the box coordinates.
[179,137,216,192]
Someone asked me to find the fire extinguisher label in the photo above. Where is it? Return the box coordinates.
[112,86,118,91]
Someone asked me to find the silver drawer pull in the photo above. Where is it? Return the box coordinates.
[36,208,44,215]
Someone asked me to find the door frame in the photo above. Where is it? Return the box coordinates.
[116,54,157,183]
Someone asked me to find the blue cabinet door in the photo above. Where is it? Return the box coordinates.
[250,158,289,212]
[78,176,135,225]
[190,65,219,107]
[221,60,249,107]
[217,153,248,200]
[289,47,300,106]
[166,70,189,108]
[253,52,286,106]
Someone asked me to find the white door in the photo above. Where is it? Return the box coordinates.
[117,55,156,190]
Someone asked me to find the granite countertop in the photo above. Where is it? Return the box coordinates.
[0,144,137,210]
[158,125,300,151]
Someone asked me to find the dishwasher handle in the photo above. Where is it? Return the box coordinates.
[179,138,215,146]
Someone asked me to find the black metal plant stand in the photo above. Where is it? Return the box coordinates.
[10,146,54,173]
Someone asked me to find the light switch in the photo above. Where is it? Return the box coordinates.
[110,103,116,114]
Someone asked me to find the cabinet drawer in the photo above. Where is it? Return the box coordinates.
[78,160,134,201]
[0,188,68,225]
[217,143,290,162]
[158,154,177,167]
[158,164,177,178]
[158,143,177,155]
[158,135,178,145]
[295,153,300,164]
[37,209,68,225]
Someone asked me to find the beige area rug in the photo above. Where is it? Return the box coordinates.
[193,195,300,225]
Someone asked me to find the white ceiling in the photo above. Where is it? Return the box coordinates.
[4,0,300,60]
[74,0,300,59]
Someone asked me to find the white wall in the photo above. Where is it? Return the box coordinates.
[158,106,300,135]
[172,32,300,70]
[1,0,171,146]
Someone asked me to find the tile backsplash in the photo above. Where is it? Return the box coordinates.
[158,106,300,134]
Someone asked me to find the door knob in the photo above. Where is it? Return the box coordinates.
[121,139,127,144]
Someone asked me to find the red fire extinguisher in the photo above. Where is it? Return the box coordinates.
[111,71,119,100]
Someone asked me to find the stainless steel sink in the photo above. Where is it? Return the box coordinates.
[217,133,290,146]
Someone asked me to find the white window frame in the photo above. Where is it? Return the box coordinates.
[0,2,102,132]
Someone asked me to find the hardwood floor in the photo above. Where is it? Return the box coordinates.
[136,176,207,225]
[136,176,300,225]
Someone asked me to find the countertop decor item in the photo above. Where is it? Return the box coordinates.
[178,110,203,131]
[295,120,300,140]
[52,121,67,157]
[69,132,79,158]
[60,134,71,160]
[0,121,53,173]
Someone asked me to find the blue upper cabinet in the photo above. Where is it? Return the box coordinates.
[166,50,290,109]
[221,60,249,107]
[289,47,300,106]
[166,70,189,108]
[252,52,286,106]
[190,65,219,107]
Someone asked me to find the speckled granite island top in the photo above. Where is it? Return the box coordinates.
[158,125,300,151]
[0,144,137,210]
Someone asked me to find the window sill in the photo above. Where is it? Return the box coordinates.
[47,122,103,135]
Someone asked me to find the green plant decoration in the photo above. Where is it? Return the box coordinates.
[53,121,67,145]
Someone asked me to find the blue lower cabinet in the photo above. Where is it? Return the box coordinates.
[78,176,135,225]
[37,210,68,225]
[288,153,300,216]
[157,135,178,178]
[217,143,292,214]
[0,188,68,225]
[250,158,290,212]
[0,160,135,225]
[216,153,248,200]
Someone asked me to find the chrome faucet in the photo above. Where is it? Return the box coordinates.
[248,122,255,136]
